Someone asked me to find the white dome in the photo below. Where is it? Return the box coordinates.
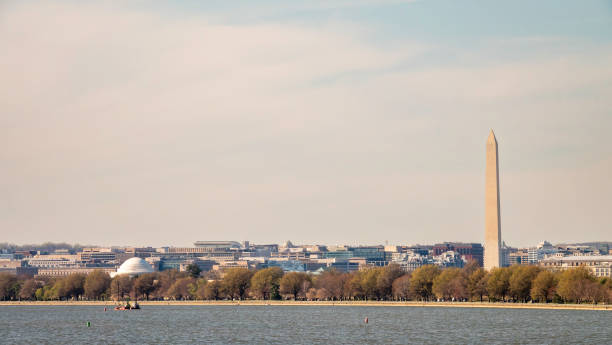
[116,257,154,276]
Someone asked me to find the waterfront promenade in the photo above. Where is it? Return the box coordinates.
[2,300,611,311]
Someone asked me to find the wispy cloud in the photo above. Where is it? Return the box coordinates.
[0,1,611,246]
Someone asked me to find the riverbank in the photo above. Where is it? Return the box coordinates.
[1,300,610,310]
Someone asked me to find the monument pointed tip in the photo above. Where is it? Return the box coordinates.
[488,129,497,142]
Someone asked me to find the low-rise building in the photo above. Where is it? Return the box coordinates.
[78,248,117,262]
[527,241,557,264]
[509,250,529,266]
[0,259,38,275]
[270,251,307,260]
[540,255,612,277]
[125,247,157,258]
[27,255,78,268]
[193,241,242,249]
[350,246,387,266]
[391,252,433,271]
[433,251,465,268]
[212,260,261,272]
[328,261,360,272]
[37,267,115,277]
[433,243,483,266]
[178,259,216,272]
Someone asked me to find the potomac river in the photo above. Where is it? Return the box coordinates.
[1,305,610,344]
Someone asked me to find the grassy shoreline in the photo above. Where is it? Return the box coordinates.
[1,300,610,310]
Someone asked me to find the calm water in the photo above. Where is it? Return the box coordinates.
[1,305,610,344]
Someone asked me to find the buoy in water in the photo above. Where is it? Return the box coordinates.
[87,321,91,327]
[104,307,107,312]
[364,317,368,324]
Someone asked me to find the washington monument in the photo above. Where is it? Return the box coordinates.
[484,130,502,270]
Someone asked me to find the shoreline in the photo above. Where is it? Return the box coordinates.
[1,300,610,311]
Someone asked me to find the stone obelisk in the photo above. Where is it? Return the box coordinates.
[484,130,502,270]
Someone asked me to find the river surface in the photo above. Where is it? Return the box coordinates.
[0,305,610,344]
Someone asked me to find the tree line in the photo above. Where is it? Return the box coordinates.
[1,262,611,304]
[0,242,89,253]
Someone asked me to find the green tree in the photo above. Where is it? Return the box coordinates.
[41,283,59,300]
[34,282,55,300]
[433,268,467,301]
[409,265,441,301]
[487,267,512,301]
[557,267,596,303]
[222,268,253,300]
[279,272,311,300]
[508,266,540,302]
[600,277,612,290]
[467,268,488,301]
[0,273,21,301]
[84,270,111,300]
[35,287,45,300]
[250,267,283,300]
[360,268,382,300]
[203,280,222,300]
[376,264,404,300]
[193,278,208,300]
[110,275,133,300]
[19,278,42,300]
[462,260,481,277]
[167,277,196,300]
[186,264,202,278]
[151,269,181,299]
[345,271,365,300]
[58,273,86,300]
[133,273,157,300]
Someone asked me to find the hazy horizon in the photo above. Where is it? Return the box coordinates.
[2,239,612,250]
[1,1,611,248]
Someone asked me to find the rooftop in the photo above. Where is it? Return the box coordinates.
[542,255,612,262]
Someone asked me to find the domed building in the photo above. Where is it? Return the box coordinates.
[111,257,154,277]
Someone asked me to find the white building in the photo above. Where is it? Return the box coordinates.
[540,255,612,277]
[111,257,154,277]
[528,241,557,264]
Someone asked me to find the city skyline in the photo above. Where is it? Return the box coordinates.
[1,1,611,247]
[3,238,612,279]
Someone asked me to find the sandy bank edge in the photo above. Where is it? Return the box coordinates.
[0,301,610,311]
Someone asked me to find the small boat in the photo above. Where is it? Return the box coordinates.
[114,301,140,310]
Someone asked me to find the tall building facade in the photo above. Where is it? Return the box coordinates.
[484,130,502,270]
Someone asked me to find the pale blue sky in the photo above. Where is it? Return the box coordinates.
[1,1,611,247]
[149,0,612,39]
